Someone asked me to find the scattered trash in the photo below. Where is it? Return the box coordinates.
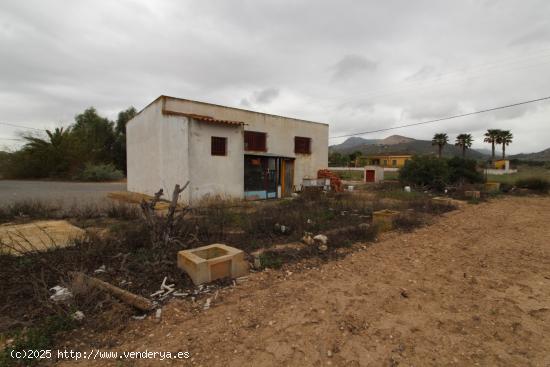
[301,232,314,246]
[49,286,73,303]
[274,223,291,234]
[253,256,262,269]
[132,314,147,320]
[306,218,313,224]
[235,276,249,284]
[313,234,328,246]
[203,298,212,310]
[313,234,329,251]
[155,308,162,320]
[93,265,106,274]
[404,186,411,193]
[72,311,85,321]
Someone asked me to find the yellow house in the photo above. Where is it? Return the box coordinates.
[493,159,509,170]
[364,155,412,168]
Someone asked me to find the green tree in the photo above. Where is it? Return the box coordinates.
[72,107,116,164]
[431,133,449,158]
[399,155,449,191]
[348,150,363,167]
[496,130,513,159]
[447,157,483,185]
[455,133,473,158]
[113,107,137,172]
[328,152,350,167]
[483,129,501,161]
[18,127,76,177]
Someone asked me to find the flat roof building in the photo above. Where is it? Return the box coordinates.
[126,96,329,204]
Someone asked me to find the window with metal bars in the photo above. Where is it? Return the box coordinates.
[211,136,227,156]
[294,136,311,154]
[244,131,267,151]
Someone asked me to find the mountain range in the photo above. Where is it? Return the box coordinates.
[329,135,486,158]
[509,148,550,161]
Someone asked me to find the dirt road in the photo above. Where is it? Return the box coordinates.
[62,196,550,366]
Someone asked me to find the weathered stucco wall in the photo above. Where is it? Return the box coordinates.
[164,97,328,187]
[187,118,244,202]
[127,99,190,202]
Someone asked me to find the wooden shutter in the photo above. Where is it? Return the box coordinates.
[211,136,227,156]
[294,137,311,154]
[244,131,267,151]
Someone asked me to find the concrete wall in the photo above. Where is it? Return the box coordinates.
[187,118,244,202]
[164,97,329,187]
[127,99,191,202]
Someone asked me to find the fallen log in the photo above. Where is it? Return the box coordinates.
[70,272,154,312]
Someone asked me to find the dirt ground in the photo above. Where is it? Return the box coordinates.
[60,196,550,366]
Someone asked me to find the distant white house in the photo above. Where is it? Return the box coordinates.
[126,96,329,204]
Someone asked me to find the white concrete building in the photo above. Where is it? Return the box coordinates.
[127,96,329,204]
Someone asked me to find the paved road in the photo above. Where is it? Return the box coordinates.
[0,180,126,207]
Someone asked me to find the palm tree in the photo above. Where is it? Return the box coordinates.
[455,133,473,158]
[483,129,501,161]
[496,130,513,159]
[431,133,449,158]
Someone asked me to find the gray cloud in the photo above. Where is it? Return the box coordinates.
[331,54,377,80]
[1,0,550,154]
[253,87,280,104]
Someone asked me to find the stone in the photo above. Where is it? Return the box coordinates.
[177,244,249,285]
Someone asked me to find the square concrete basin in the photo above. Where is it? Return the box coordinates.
[177,244,249,285]
[373,209,400,232]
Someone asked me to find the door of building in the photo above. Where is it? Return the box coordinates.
[281,159,294,197]
[365,169,375,182]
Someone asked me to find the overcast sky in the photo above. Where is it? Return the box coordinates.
[1,0,550,153]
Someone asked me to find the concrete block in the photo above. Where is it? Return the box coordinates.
[373,209,399,232]
[484,182,501,192]
[0,220,85,255]
[465,190,480,199]
[177,244,249,285]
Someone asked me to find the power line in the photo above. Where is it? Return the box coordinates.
[0,121,45,132]
[329,95,550,139]
[0,137,24,141]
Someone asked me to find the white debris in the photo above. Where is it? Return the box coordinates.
[50,286,73,302]
[235,276,249,284]
[150,290,164,298]
[318,244,328,252]
[203,298,212,310]
[93,265,106,274]
[173,292,189,297]
[132,314,147,320]
[72,311,85,321]
[155,308,162,319]
[404,186,411,192]
[313,234,328,246]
